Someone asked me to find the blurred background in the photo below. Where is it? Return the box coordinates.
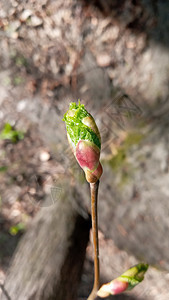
[0,0,169,299]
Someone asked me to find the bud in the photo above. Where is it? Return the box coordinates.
[97,263,148,298]
[63,101,103,183]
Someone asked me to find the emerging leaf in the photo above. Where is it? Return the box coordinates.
[97,263,149,298]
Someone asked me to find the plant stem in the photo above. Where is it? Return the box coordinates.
[87,180,100,300]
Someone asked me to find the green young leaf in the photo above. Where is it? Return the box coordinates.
[119,263,149,290]
[0,166,8,172]
[0,123,24,143]
[9,222,25,236]
[63,101,101,149]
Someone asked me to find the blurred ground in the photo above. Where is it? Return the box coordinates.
[0,0,169,299]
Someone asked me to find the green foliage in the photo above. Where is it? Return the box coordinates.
[0,166,8,172]
[9,222,25,236]
[0,123,24,143]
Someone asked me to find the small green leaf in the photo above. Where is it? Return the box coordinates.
[0,166,8,172]
[0,123,24,143]
[9,222,25,236]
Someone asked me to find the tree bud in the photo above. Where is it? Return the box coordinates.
[97,263,149,298]
[63,101,102,183]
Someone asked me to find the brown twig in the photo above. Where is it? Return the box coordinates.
[87,180,100,300]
